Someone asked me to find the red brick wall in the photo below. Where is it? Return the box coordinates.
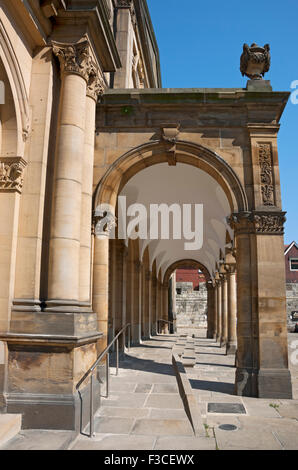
[285,245,298,283]
[176,268,206,290]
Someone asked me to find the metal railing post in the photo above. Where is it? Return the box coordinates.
[90,373,94,438]
[106,353,110,398]
[116,338,119,376]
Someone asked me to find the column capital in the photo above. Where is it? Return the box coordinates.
[227,210,286,236]
[52,40,93,83]
[92,210,116,237]
[86,62,105,102]
[0,157,27,194]
[224,263,237,274]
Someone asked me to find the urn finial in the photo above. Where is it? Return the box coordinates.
[240,43,271,80]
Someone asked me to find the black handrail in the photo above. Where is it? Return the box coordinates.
[76,323,131,437]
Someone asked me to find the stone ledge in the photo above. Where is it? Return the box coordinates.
[172,352,204,437]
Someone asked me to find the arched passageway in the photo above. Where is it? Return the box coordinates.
[92,138,292,399]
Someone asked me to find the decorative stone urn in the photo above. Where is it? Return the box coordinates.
[240,43,271,80]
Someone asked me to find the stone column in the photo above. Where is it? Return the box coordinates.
[206,282,216,339]
[214,283,218,339]
[162,284,169,334]
[226,263,237,355]
[46,41,89,310]
[229,211,292,398]
[151,275,157,336]
[133,260,142,344]
[220,273,228,347]
[122,245,128,350]
[80,65,104,307]
[2,42,103,430]
[216,277,222,342]
[146,270,152,339]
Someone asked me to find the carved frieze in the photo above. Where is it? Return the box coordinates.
[0,157,27,193]
[227,211,286,235]
[259,143,275,206]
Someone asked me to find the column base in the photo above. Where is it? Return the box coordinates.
[257,369,292,399]
[5,379,101,431]
[235,367,293,398]
[226,341,237,355]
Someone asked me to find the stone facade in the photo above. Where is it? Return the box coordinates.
[0,0,294,432]
[176,282,207,329]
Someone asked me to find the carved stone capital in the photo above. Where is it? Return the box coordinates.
[87,62,105,101]
[92,210,117,237]
[227,211,286,235]
[115,0,133,8]
[0,157,27,193]
[52,40,93,83]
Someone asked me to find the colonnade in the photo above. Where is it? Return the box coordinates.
[207,262,237,355]
[103,239,169,347]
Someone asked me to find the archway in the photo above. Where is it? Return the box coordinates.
[92,141,245,347]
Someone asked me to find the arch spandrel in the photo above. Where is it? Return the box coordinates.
[93,140,249,214]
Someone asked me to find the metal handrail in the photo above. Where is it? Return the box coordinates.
[76,323,131,437]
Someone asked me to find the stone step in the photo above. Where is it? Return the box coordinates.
[0,413,22,447]
[181,356,196,367]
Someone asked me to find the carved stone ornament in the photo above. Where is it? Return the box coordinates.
[0,157,27,193]
[52,40,93,83]
[115,0,133,8]
[87,62,105,101]
[93,210,117,238]
[227,211,286,235]
[259,143,274,206]
[240,43,271,80]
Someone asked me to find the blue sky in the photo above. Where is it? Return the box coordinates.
[147,0,298,244]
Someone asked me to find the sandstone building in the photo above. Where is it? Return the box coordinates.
[0,0,293,431]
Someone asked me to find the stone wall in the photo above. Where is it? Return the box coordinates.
[176,282,207,329]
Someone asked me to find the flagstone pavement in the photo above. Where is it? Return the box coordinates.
[1,332,298,450]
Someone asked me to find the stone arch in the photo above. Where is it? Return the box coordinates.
[93,140,249,214]
[0,19,30,156]
[164,259,211,285]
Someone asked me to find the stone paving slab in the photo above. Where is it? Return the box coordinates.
[101,392,148,408]
[98,407,150,419]
[131,418,194,437]
[154,435,216,450]
[145,393,184,409]
[1,430,75,450]
[71,434,156,450]
[152,383,178,394]
[94,416,135,434]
